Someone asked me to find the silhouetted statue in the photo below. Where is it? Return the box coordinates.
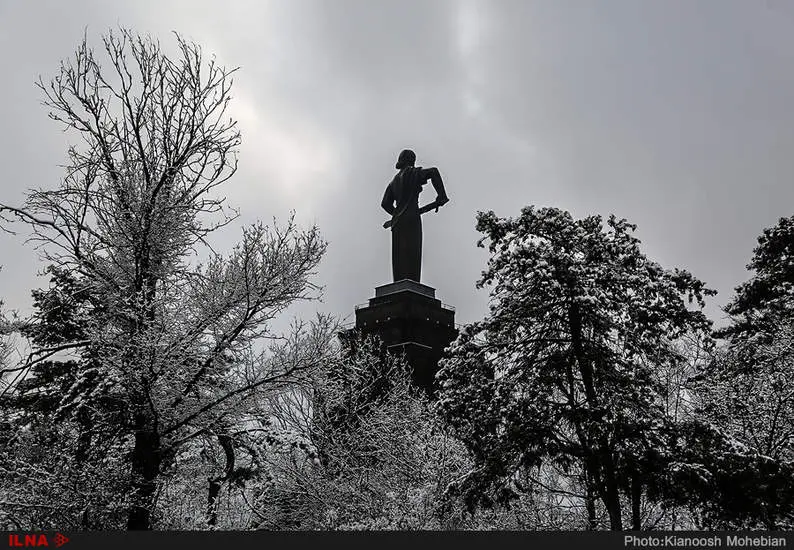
[381,149,449,282]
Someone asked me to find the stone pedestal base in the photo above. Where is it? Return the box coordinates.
[344,280,458,393]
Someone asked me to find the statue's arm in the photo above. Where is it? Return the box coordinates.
[424,167,449,205]
[381,185,396,215]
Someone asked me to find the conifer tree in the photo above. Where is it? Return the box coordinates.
[437,207,715,530]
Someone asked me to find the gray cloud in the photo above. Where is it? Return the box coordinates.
[1,1,793,332]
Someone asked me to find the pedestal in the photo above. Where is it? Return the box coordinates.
[345,279,458,393]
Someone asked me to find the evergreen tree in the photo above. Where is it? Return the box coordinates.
[684,215,794,528]
[437,207,715,530]
[718,215,794,344]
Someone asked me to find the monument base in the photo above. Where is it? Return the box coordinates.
[344,280,458,394]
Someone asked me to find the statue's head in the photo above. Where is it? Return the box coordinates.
[395,149,416,170]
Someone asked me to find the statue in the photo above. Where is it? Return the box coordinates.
[381,149,449,282]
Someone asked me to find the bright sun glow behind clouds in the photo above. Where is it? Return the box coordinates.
[226,88,338,217]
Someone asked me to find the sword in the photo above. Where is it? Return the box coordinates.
[383,198,448,229]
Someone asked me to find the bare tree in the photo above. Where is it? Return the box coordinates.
[0,28,326,530]
[228,336,474,530]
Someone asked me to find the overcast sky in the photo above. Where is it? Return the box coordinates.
[1,0,793,332]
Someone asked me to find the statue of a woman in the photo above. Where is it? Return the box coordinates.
[380,149,449,282]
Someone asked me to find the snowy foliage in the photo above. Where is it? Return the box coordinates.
[243,335,472,530]
[2,27,793,533]
[719,215,794,345]
[0,29,327,530]
[436,207,716,530]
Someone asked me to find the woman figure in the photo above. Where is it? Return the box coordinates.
[380,149,449,282]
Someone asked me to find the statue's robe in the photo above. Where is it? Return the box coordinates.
[382,166,427,282]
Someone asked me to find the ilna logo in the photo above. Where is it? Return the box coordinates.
[7,534,69,548]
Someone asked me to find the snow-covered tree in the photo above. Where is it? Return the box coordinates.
[149,315,339,530]
[680,215,794,528]
[718,215,794,345]
[436,207,715,530]
[242,335,471,530]
[0,29,326,530]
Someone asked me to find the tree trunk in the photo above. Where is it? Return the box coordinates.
[207,432,235,527]
[602,451,623,530]
[127,252,161,531]
[569,302,622,530]
[207,480,222,527]
[80,509,91,530]
[75,407,93,465]
[569,303,598,405]
[127,426,161,530]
